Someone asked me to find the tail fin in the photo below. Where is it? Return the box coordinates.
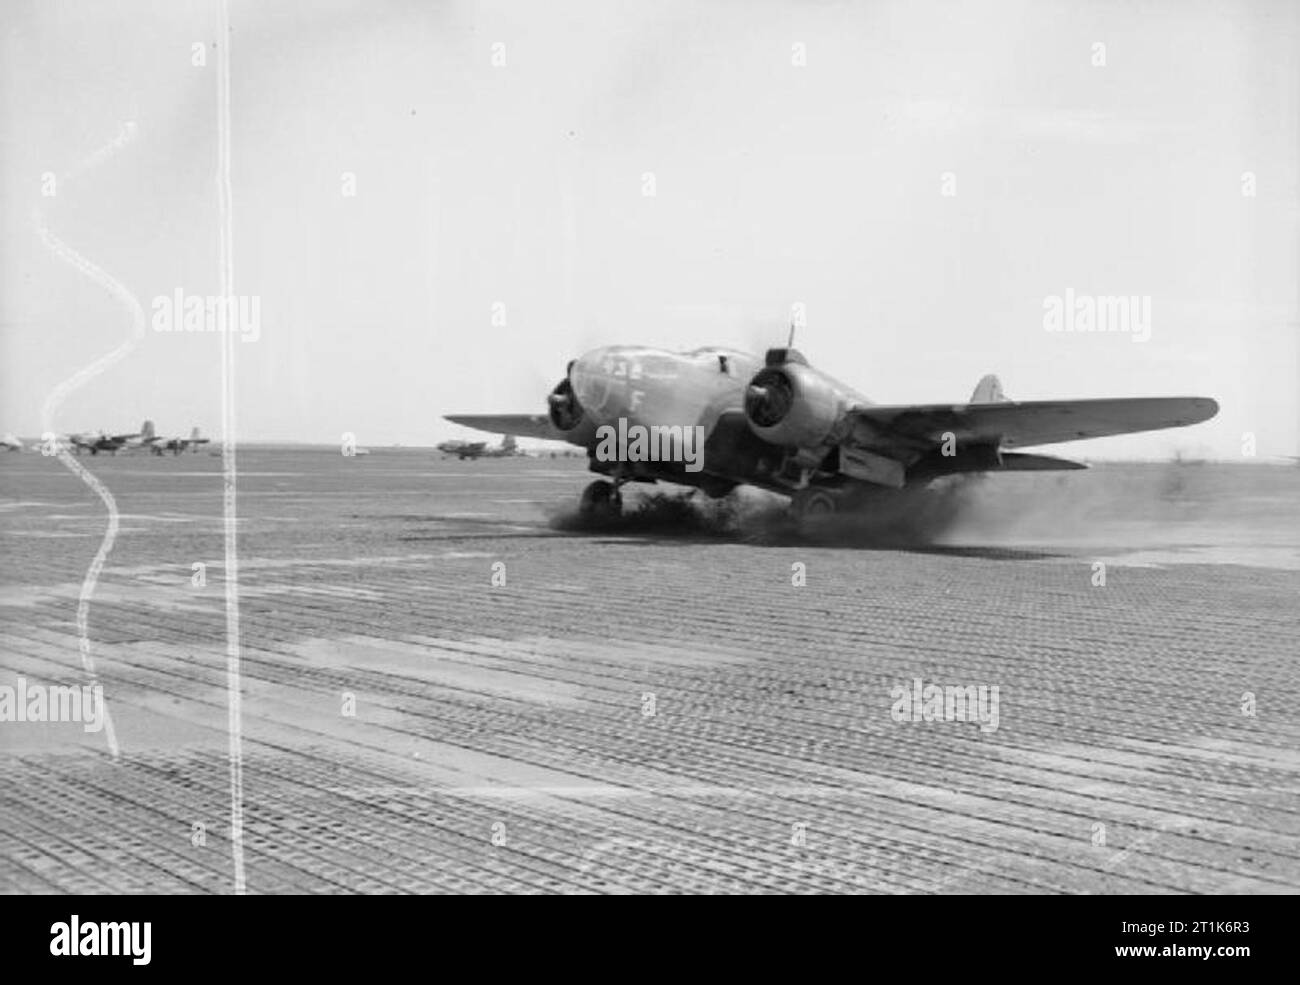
[501,434,517,452]
[970,374,1009,404]
[190,427,201,440]
[142,419,156,438]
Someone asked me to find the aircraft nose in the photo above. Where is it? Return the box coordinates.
[568,347,618,414]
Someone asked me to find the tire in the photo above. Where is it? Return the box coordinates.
[791,487,839,531]
[792,487,838,517]
[579,480,623,522]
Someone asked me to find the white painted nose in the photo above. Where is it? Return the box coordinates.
[568,347,620,416]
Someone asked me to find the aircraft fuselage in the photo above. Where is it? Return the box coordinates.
[565,345,868,496]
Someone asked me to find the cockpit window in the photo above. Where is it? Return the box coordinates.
[685,347,753,376]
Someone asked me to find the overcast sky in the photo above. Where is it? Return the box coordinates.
[2,0,1296,458]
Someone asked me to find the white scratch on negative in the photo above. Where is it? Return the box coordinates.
[33,120,143,761]
[216,0,247,896]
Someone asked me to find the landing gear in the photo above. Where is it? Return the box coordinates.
[790,487,839,528]
[579,479,623,522]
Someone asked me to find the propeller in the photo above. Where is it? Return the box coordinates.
[744,368,795,427]
[547,361,584,431]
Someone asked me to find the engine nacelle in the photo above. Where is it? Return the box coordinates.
[547,371,599,446]
[743,356,857,450]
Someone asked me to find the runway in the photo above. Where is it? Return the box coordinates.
[2,448,1298,893]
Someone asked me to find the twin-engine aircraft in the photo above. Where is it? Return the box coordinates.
[446,345,1219,521]
[436,438,489,459]
[436,434,522,460]
[63,421,208,455]
[148,426,210,455]
[67,421,148,455]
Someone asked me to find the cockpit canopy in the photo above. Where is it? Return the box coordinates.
[683,347,759,377]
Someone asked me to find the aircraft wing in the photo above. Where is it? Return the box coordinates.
[850,396,1219,451]
[444,415,565,441]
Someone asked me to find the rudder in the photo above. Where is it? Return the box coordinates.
[970,374,1008,404]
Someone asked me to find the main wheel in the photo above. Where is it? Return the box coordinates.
[792,487,838,516]
[579,480,623,522]
[791,487,839,531]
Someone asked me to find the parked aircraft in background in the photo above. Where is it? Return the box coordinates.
[437,434,526,460]
[447,343,1219,522]
[481,434,522,458]
[437,438,488,460]
[123,420,159,452]
[67,422,147,455]
[0,433,23,451]
[147,426,210,455]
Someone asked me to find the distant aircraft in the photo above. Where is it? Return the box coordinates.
[68,422,147,455]
[0,433,23,452]
[481,434,523,458]
[437,438,488,460]
[447,344,1219,522]
[438,434,524,459]
[124,419,159,452]
[147,426,210,455]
